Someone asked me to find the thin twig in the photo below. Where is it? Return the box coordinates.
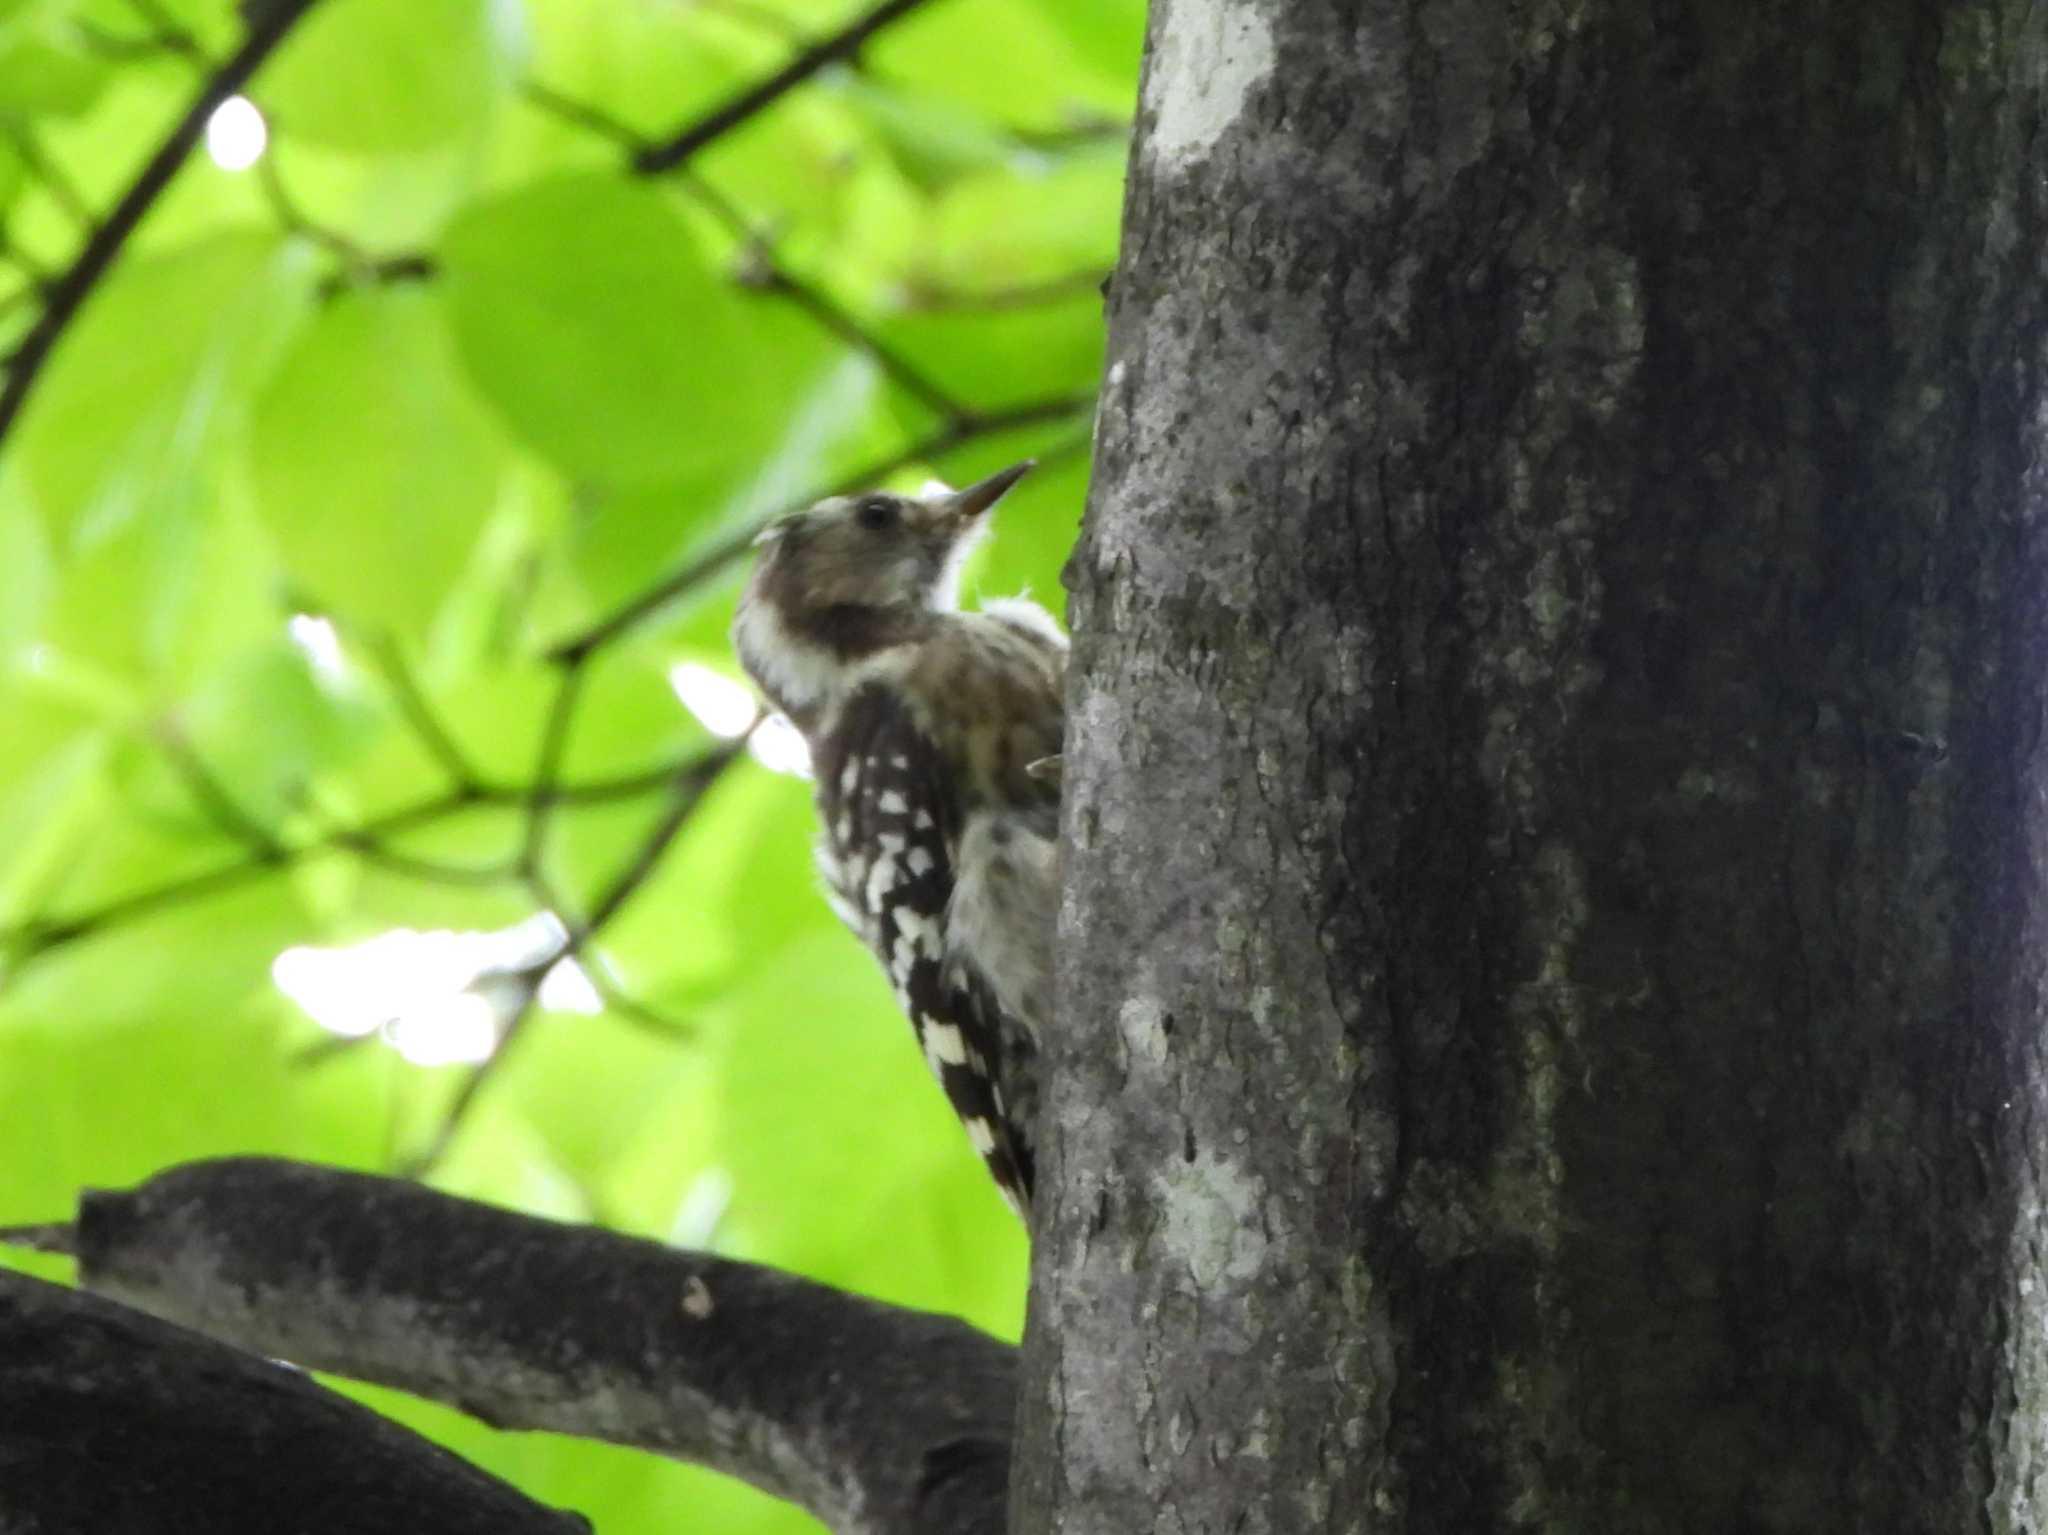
[633,0,937,175]
[520,80,968,422]
[367,637,482,792]
[591,976,698,1041]
[122,0,208,57]
[0,0,322,449]
[2,750,725,966]
[519,666,589,878]
[74,17,207,62]
[256,151,364,263]
[322,830,515,887]
[547,391,1096,662]
[519,80,649,153]
[154,723,287,860]
[406,739,747,1174]
[7,128,98,232]
[683,172,963,420]
[0,1222,75,1256]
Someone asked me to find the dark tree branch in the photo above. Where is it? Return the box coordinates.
[0,1266,588,1534]
[0,0,323,449]
[632,0,936,175]
[0,1221,74,1255]
[548,392,1096,662]
[51,1157,1014,1533]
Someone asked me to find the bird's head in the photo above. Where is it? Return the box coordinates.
[733,460,1035,725]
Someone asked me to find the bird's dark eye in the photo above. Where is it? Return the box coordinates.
[855,496,898,531]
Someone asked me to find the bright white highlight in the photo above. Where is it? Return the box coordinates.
[748,713,812,778]
[287,614,346,683]
[205,96,268,172]
[387,991,500,1067]
[670,662,757,738]
[668,659,811,778]
[271,913,603,1064]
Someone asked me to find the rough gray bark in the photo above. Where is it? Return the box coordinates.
[0,1268,587,1534]
[1023,2,2048,1531]
[30,1159,1014,1535]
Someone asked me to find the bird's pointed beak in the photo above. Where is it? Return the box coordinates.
[938,460,1035,525]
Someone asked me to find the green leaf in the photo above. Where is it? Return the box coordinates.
[868,0,1134,131]
[0,9,111,117]
[0,684,106,927]
[19,229,313,549]
[261,0,522,155]
[170,638,380,830]
[708,929,1027,1308]
[880,291,1105,410]
[1036,0,1150,92]
[439,174,838,488]
[249,286,512,635]
[925,150,1125,292]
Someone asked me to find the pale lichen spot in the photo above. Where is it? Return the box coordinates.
[1145,0,1276,166]
[1118,994,1172,1068]
[1153,1146,1269,1288]
[680,1276,715,1319]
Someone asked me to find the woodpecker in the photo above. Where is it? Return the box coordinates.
[732,462,1062,1222]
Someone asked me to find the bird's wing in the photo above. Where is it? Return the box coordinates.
[814,681,1035,1218]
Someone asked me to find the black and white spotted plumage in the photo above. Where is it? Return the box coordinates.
[814,685,1041,1208]
[731,462,1063,1223]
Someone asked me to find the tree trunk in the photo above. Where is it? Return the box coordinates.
[1021,2,2048,1530]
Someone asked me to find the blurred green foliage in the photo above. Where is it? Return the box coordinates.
[0,0,1138,1527]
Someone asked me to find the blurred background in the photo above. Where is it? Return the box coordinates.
[0,0,1139,1526]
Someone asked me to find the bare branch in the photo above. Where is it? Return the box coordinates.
[0,0,324,451]
[0,1221,75,1255]
[69,1158,1014,1534]
[0,1266,586,1534]
[633,0,937,175]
